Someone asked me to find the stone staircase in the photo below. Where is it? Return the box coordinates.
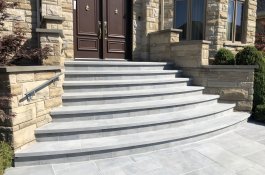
[14,61,250,167]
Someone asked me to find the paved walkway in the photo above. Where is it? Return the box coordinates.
[5,121,265,175]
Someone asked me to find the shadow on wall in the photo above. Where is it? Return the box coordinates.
[132,1,144,61]
[0,74,13,144]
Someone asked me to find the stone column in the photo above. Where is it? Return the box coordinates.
[140,0,160,60]
[38,0,74,65]
[245,0,257,44]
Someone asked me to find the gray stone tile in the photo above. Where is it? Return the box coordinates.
[209,132,265,156]
[95,156,134,171]
[145,168,177,175]
[245,150,265,168]
[52,162,89,173]
[150,149,214,174]
[55,162,100,175]
[99,167,127,175]
[193,143,261,173]
[185,164,236,175]
[5,165,55,175]
[122,158,162,175]
[235,125,265,142]
[258,139,265,145]
[237,167,265,175]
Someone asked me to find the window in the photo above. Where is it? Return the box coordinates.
[174,0,205,40]
[227,0,245,42]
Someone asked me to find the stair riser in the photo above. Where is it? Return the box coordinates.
[36,109,234,142]
[62,90,203,106]
[51,99,218,122]
[15,118,246,167]
[63,82,189,93]
[65,65,173,71]
[64,73,181,81]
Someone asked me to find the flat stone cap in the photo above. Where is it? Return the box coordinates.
[0,66,62,73]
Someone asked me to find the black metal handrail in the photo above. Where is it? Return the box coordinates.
[20,72,63,102]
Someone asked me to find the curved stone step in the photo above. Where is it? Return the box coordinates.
[35,103,235,141]
[51,95,220,121]
[62,86,204,106]
[65,61,174,71]
[64,70,182,81]
[63,78,191,92]
[15,112,249,166]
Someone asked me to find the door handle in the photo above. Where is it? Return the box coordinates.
[98,21,102,39]
[104,21,108,39]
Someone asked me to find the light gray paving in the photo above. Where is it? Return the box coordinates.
[15,113,248,159]
[245,150,265,167]
[6,122,265,175]
[186,164,236,175]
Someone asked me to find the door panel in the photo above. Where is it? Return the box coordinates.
[74,0,101,58]
[103,0,126,59]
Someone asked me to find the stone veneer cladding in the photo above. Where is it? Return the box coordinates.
[1,0,258,61]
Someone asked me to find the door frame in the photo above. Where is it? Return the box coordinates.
[73,0,133,61]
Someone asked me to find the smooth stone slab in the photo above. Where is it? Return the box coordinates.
[193,143,265,173]
[185,164,236,175]
[5,165,54,175]
[54,162,100,175]
[209,132,265,156]
[245,150,265,168]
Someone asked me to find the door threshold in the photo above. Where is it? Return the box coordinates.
[75,58,128,62]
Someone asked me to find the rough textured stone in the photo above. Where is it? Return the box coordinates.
[13,125,37,149]
[221,89,248,101]
[35,72,55,81]
[45,97,62,108]
[182,66,255,112]
[0,69,62,150]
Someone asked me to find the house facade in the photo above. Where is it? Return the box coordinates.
[0,0,259,165]
[2,0,257,64]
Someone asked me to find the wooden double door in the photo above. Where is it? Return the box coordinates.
[74,0,130,59]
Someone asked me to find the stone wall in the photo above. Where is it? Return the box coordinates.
[149,29,181,61]
[0,1,258,63]
[171,41,210,68]
[2,0,38,47]
[0,67,63,150]
[134,0,161,61]
[182,65,256,111]
[149,29,210,67]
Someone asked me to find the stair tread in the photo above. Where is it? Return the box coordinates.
[16,112,249,157]
[62,86,204,99]
[65,70,182,75]
[36,103,235,134]
[51,94,220,115]
[65,61,173,66]
[63,78,190,86]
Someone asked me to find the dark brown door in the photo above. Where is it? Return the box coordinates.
[74,0,128,59]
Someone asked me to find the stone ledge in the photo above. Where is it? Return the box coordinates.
[223,42,249,47]
[42,16,65,22]
[149,28,183,35]
[202,65,259,69]
[36,28,64,38]
[0,66,62,73]
[172,40,211,46]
